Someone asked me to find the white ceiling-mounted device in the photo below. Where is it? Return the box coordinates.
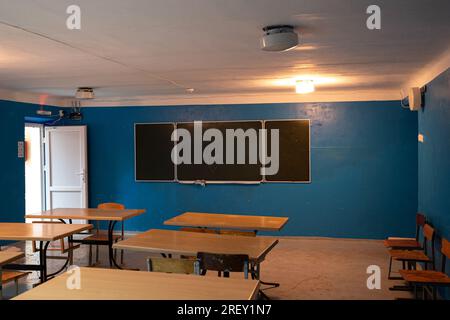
[261,25,299,52]
[36,109,52,116]
[408,87,422,111]
[75,87,95,99]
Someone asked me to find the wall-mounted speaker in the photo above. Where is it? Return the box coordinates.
[408,87,421,111]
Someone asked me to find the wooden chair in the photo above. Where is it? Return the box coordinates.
[146,257,199,275]
[30,221,80,265]
[1,271,29,299]
[197,252,250,279]
[384,213,426,249]
[399,238,450,299]
[388,223,435,280]
[384,213,426,278]
[84,203,125,265]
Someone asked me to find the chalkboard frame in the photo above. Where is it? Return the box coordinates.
[134,122,177,182]
[134,118,311,184]
[262,119,311,184]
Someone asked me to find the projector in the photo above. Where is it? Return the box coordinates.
[261,25,299,52]
[75,87,95,99]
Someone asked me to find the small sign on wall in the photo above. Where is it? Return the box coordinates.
[18,141,25,158]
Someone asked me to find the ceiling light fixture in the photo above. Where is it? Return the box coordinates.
[295,80,315,94]
[261,25,298,52]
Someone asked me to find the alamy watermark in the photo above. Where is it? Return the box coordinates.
[366,5,381,30]
[171,121,280,176]
[66,265,81,290]
[366,265,381,289]
[66,5,81,30]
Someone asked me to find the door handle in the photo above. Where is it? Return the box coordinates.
[76,170,86,183]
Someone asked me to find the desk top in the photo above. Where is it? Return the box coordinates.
[0,223,92,241]
[164,212,289,231]
[14,267,260,300]
[0,251,25,266]
[114,229,278,262]
[25,208,146,221]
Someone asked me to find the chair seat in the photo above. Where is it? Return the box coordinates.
[399,270,450,286]
[389,249,431,262]
[1,271,29,284]
[384,238,421,249]
[84,231,122,242]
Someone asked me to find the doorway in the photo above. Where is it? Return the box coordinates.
[24,124,89,223]
[25,124,44,222]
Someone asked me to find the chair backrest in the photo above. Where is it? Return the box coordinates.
[442,238,450,259]
[423,224,435,242]
[98,202,125,210]
[96,203,126,232]
[147,257,198,274]
[197,252,249,279]
[415,213,426,240]
[438,238,450,273]
[422,224,436,268]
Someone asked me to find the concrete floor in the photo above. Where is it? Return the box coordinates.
[1,236,412,300]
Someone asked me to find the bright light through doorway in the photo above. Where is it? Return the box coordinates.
[25,124,43,221]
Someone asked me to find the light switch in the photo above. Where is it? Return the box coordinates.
[418,133,424,143]
[18,141,25,158]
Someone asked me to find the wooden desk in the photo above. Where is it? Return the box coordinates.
[164,212,289,232]
[26,208,145,268]
[14,267,260,300]
[114,229,278,263]
[0,223,92,282]
[25,208,145,221]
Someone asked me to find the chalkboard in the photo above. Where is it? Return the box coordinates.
[135,123,175,181]
[176,121,263,182]
[135,119,310,183]
[264,119,310,182]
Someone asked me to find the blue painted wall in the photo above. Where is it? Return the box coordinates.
[0,100,44,223]
[0,100,59,245]
[0,99,419,239]
[418,68,450,298]
[80,101,418,239]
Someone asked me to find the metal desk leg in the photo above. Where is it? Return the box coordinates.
[252,260,280,290]
[46,235,73,279]
[39,241,50,283]
[108,221,122,269]
[251,262,276,300]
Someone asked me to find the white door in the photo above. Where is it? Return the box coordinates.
[44,126,88,220]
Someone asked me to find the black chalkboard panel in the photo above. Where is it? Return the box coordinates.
[176,121,263,182]
[264,119,310,182]
[135,123,175,181]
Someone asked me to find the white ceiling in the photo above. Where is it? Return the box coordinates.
[0,0,449,107]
